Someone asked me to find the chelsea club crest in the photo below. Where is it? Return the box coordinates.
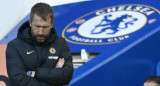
[62,4,160,45]
[49,47,56,54]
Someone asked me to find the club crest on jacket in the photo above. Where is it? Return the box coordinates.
[49,47,56,54]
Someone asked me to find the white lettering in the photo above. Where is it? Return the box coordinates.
[126,6,132,11]
[95,5,155,16]
[107,35,130,42]
[134,6,143,11]
[118,6,126,11]
[144,11,155,15]
[96,10,106,16]
[70,35,103,43]
[139,8,150,13]
[107,7,116,12]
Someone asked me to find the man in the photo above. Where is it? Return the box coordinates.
[144,76,160,86]
[6,2,74,86]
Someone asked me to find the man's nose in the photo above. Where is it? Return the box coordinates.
[38,28,44,34]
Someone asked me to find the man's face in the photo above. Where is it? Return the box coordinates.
[29,14,53,43]
[144,81,159,86]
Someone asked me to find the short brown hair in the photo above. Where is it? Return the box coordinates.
[145,76,160,85]
[30,2,54,24]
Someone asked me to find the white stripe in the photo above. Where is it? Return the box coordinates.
[48,56,58,60]
[49,0,91,6]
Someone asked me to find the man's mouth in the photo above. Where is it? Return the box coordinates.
[37,36,44,39]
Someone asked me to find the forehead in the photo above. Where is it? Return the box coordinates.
[144,82,158,86]
[32,14,52,24]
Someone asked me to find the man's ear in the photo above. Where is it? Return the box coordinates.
[29,19,32,27]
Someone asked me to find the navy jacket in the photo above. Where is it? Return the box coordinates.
[6,21,74,86]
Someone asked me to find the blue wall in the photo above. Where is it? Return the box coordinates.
[1,0,160,86]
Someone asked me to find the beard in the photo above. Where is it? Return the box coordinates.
[35,34,48,43]
[31,29,50,43]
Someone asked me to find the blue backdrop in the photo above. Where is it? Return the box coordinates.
[1,0,160,86]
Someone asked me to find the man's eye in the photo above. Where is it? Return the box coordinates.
[36,26,41,28]
[43,26,49,28]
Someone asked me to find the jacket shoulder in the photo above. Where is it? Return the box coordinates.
[56,36,66,43]
[7,38,26,47]
[7,38,20,46]
[49,36,67,49]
